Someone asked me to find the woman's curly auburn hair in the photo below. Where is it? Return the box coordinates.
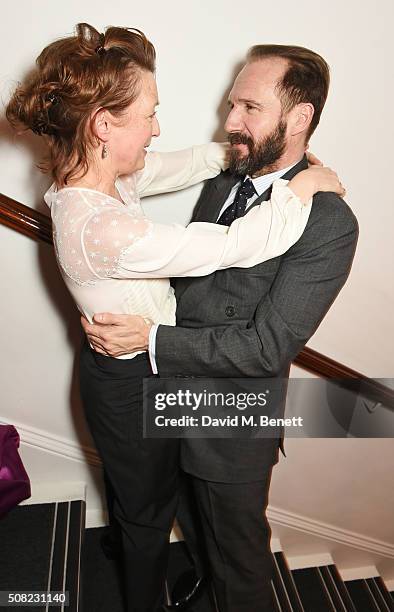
[6,23,156,185]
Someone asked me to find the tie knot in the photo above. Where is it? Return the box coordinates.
[239,178,256,199]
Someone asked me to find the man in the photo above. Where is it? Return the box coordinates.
[83,45,358,611]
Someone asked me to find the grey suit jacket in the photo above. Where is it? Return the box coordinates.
[156,156,359,482]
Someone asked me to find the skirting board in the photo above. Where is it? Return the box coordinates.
[20,481,86,506]
[339,566,379,581]
[0,418,101,467]
[267,506,394,559]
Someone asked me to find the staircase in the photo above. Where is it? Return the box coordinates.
[270,552,394,612]
[0,504,393,612]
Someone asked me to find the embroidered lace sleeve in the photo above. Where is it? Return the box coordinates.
[81,207,152,280]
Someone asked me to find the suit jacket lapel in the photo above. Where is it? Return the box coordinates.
[193,155,309,223]
[193,170,239,223]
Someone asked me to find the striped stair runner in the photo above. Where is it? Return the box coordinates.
[1,511,393,612]
[272,558,393,612]
[0,501,85,611]
[345,578,394,612]
[272,551,304,611]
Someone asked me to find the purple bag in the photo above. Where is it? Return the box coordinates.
[0,425,31,518]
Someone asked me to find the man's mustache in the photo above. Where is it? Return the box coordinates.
[228,132,254,147]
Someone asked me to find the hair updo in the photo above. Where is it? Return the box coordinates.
[6,23,156,185]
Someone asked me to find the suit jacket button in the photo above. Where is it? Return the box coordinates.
[225,305,235,317]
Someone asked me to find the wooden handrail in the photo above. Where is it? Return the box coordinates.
[1,191,393,410]
[0,193,52,245]
[293,347,393,410]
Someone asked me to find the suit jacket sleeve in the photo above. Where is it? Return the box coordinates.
[155,192,359,377]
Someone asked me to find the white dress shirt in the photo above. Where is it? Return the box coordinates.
[217,163,297,219]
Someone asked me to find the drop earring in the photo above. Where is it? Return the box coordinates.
[102,143,108,159]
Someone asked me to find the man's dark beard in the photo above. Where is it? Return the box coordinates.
[228,120,287,177]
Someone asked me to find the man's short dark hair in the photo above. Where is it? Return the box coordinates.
[247,44,330,141]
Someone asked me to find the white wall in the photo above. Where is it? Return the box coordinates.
[1,0,393,577]
[1,0,393,374]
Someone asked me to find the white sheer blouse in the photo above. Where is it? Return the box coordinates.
[45,143,312,358]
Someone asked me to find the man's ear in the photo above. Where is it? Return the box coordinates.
[288,102,314,137]
[91,108,111,142]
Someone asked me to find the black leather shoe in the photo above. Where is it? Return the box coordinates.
[169,569,206,609]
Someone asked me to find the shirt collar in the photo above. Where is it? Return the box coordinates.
[246,159,302,196]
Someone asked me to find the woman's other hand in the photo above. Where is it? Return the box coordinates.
[288,166,346,204]
[306,149,323,166]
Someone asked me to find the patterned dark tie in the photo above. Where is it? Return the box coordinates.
[217,177,257,226]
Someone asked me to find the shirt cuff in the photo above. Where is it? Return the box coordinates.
[148,324,159,374]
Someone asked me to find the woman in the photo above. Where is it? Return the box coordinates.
[6,23,344,612]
